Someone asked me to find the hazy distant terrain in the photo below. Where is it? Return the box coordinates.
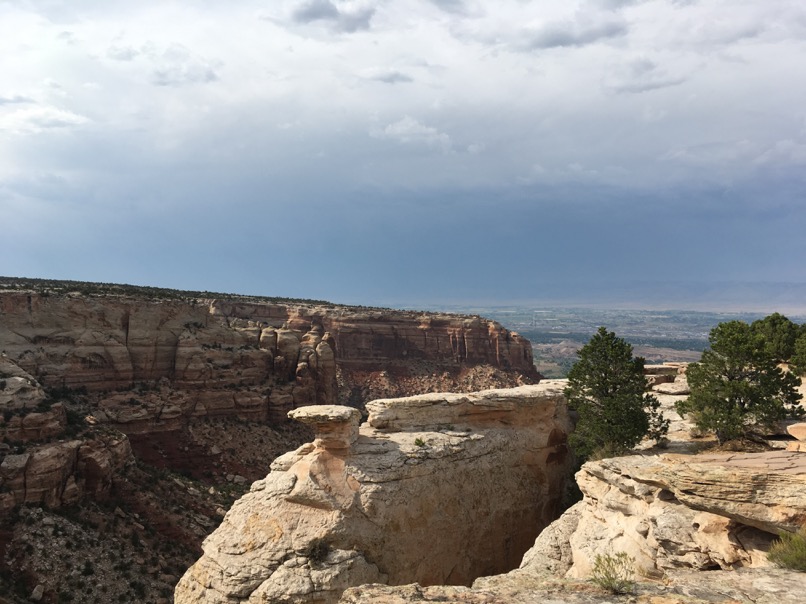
[419,306,806,378]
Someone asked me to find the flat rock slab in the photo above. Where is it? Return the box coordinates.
[678,450,806,474]
[786,422,806,441]
[289,405,362,424]
[340,568,806,604]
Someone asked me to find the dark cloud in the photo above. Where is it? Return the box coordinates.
[293,0,340,22]
[428,0,468,14]
[523,19,627,50]
[369,71,414,84]
[0,95,33,105]
[604,58,687,94]
[291,0,375,32]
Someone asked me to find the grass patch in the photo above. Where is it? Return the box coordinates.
[590,552,635,594]
[768,527,806,571]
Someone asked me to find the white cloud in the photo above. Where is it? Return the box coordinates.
[372,116,452,152]
[149,45,219,87]
[0,106,89,134]
[107,45,140,61]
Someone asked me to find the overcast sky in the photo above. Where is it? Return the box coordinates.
[2,0,805,310]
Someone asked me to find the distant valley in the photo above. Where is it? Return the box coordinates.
[415,306,806,378]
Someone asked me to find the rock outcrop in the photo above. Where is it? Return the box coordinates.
[175,383,573,604]
[335,450,806,604]
[339,568,806,604]
[524,451,806,578]
[0,433,133,514]
[786,422,806,451]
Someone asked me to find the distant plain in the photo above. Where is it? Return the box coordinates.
[421,306,806,378]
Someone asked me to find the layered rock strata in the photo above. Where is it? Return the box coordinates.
[524,451,806,578]
[336,450,806,604]
[0,292,536,432]
[0,433,133,514]
[175,383,573,604]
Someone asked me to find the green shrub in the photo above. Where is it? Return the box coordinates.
[303,538,330,565]
[414,438,426,447]
[768,528,806,571]
[590,552,635,594]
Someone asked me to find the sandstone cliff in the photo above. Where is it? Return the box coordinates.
[336,450,806,604]
[0,291,537,432]
[521,452,806,579]
[175,383,572,604]
[0,432,132,514]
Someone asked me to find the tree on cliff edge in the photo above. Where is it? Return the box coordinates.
[565,327,668,461]
[677,320,803,444]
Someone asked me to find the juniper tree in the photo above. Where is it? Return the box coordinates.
[677,320,803,443]
[750,312,800,362]
[565,327,668,461]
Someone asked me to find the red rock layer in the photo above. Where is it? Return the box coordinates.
[0,293,537,429]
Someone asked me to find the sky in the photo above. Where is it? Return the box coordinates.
[2,0,806,311]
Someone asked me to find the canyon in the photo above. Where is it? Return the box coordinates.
[174,363,806,604]
[2,282,805,604]
[174,383,573,604]
[0,284,539,603]
[338,447,806,604]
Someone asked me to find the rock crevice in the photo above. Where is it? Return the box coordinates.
[175,383,573,604]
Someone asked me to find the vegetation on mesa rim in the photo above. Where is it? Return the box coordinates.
[0,277,500,321]
[678,318,804,444]
[564,326,669,462]
[0,276,338,306]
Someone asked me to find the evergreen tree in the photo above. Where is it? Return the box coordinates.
[565,327,668,461]
[750,312,800,362]
[677,320,803,443]
[793,331,806,375]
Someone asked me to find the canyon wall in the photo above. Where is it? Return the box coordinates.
[175,383,573,604]
[335,451,806,604]
[0,292,537,431]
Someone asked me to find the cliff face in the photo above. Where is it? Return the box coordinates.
[0,432,132,514]
[523,451,806,578]
[0,293,536,431]
[335,451,806,604]
[175,383,572,604]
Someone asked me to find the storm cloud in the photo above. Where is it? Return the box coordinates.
[1,0,805,309]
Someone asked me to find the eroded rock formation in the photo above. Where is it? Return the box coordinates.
[0,292,537,433]
[339,568,806,604]
[524,451,806,578]
[0,433,133,514]
[335,450,806,604]
[175,383,572,604]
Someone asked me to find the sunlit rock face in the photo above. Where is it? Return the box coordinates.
[522,451,806,579]
[333,450,806,604]
[174,383,573,604]
[0,292,537,431]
